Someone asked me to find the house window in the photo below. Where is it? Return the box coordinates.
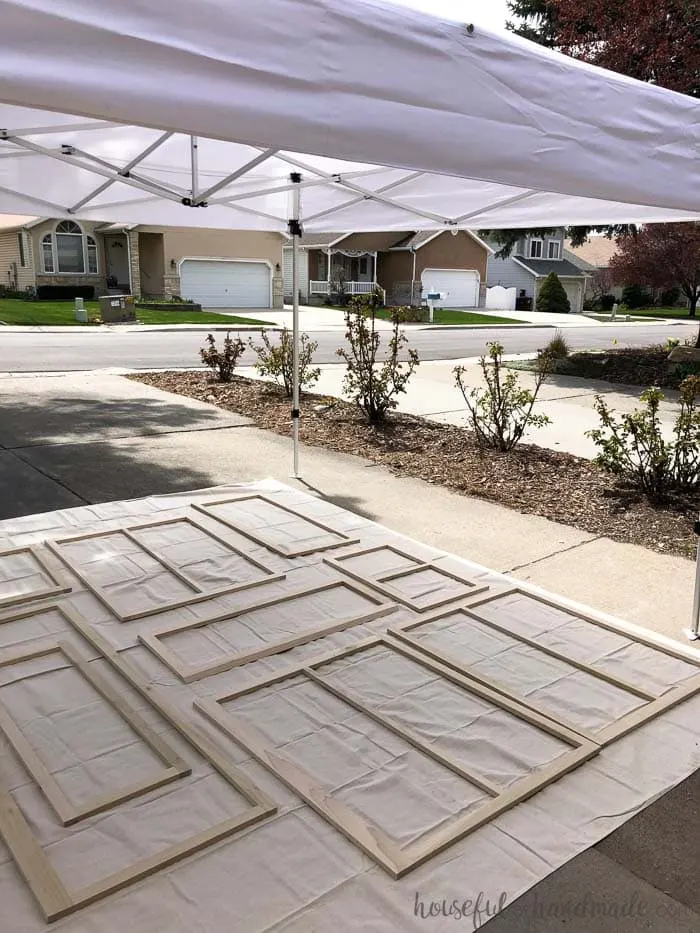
[41,235,55,273]
[17,232,26,267]
[547,240,561,260]
[529,239,543,259]
[359,256,368,275]
[317,253,327,279]
[41,221,99,274]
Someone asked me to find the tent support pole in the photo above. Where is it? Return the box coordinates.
[685,516,700,640]
[289,173,302,478]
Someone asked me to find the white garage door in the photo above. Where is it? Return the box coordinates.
[421,269,479,308]
[180,260,271,308]
[562,280,582,314]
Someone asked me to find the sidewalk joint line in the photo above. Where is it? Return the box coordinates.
[9,449,90,506]
[507,534,605,574]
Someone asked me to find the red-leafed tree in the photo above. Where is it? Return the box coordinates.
[548,0,700,97]
[609,223,700,343]
[509,0,700,97]
[501,1,700,256]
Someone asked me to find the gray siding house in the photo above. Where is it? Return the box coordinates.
[486,229,588,313]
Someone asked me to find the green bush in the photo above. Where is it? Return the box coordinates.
[199,331,246,382]
[586,376,700,503]
[455,342,554,452]
[660,286,681,307]
[599,294,616,312]
[621,283,652,309]
[249,327,320,397]
[336,291,419,425]
[393,305,430,323]
[536,273,571,314]
[542,330,570,360]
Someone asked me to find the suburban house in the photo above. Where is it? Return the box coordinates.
[283,230,494,307]
[0,216,285,308]
[564,236,622,300]
[486,229,589,313]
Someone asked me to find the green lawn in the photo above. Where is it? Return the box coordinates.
[592,307,697,321]
[623,307,697,321]
[411,308,522,325]
[326,306,522,325]
[0,299,269,327]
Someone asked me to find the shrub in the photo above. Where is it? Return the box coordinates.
[393,305,429,323]
[660,286,682,307]
[336,291,419,425]
[455,342,554,452]
[599,294,616,312]
[542,330,570,360]
[249,327,320,397]
[621,283,652,309]
[586,376,700,503]
[0,285,35,300]
[536,273,571,314]
[199,331,245,382]
[36,285,95,301]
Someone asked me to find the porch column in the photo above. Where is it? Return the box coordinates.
[327,248,331,290]
[373,251,377,286]
[126,230,141,297]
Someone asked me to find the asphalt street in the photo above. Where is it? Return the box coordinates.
[0,321,693,372]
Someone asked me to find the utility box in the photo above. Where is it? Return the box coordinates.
[99,294,136,323]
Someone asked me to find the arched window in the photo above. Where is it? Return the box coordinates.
[41,221,99,274]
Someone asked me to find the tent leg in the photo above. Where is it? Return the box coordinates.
[685,522,700,640]
[289,174,302,478]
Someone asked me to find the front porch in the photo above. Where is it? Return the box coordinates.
[307,247,384,303]
[309,280,381,297]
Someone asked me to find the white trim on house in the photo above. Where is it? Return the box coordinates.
[528,238,544,259]
[386,229,495,254]
[463,230,495,255]
[40,220,99,275]
[511,257,540,277]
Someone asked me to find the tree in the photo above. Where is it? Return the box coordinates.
[508,1,699,98]
[503,0,699,250]
[536,272,571,314]
[588,267,615,303]
[608,223,700,342]
[507,0,558,45]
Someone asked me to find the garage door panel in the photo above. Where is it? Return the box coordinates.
[180,260,271,308]
[420,269,479,308]
[562,281,581,314]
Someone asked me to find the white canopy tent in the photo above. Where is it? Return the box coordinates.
[0,0,698,476]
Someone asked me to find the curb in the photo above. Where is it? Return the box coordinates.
[0,324,279,334]
[421,323,556,331]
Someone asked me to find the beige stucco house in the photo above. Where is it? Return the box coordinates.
[0,216,285,308]
[284,229,493,307]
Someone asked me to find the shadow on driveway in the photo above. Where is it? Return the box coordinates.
[0,386,250,519]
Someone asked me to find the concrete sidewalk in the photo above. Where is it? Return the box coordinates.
[0,368,698,933]
[237,358,681,460]
[0,369,693,643]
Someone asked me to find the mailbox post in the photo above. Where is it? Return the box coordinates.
[425,292,446,323]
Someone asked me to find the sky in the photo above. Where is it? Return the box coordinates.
[389,0,510,33]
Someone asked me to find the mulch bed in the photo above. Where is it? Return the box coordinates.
[131,371,699,560]
[553,346,698,390]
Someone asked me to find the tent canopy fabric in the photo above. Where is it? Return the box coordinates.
[0,0,698,232]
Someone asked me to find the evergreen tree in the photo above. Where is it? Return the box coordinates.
[506,0,558,45]
[536,272,571,314]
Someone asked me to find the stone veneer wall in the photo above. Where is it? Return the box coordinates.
[127,231,141,296]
